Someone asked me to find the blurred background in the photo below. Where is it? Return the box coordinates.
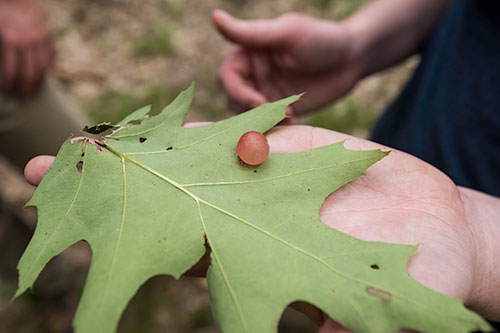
[0,0,416,332]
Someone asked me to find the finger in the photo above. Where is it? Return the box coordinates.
[249,51,297,116]
[24,155,55,186]
[249,51,283,102]
[218,48,267,111]
[278,116,297,126]
[212,9,287,48]
[182,122,212,128]
[0,31,18,93]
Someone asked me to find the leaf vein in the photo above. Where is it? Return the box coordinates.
[181,157,377,187]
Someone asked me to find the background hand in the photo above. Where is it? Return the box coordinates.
[213,10,360,115]
[24,125,492,330]
[0,0,55,97]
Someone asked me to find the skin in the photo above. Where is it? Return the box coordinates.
[0,0,54,97]
[24,125,500,331]
[213,0,451,116]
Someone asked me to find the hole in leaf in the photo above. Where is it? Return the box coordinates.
[281,301,324,329]
[76,161,83,173]
[139,137,147,143]
[184,237,211,277]
[166,146,173,151]
[370,264,380,270]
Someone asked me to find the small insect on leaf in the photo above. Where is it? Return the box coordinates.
[236,131,270,166]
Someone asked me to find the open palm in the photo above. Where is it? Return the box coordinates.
[266,125,479,332]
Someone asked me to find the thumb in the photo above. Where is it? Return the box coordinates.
[25,155,55,186]
[212,9,286,48]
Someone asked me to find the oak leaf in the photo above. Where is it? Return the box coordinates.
[15,85,489,332]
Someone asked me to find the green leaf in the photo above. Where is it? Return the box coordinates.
[15,85,489,332]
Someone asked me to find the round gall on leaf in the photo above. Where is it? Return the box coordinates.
[237,131,270,165]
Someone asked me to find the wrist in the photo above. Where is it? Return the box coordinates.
[459,187,500,320]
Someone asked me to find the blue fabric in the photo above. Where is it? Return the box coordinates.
[371,0,500,197]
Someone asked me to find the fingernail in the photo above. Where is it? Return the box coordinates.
[285,106,294,117]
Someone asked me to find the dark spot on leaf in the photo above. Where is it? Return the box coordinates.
[307,188,311,192]
[76,161,83,173]
[370,264,380,270]
[81,152,85,157]
[253,170,257,173]
[139,137,147,143]
[218,143,222,146]
[331,289,336,294]
[365,286,392,302]
[166,146,173,151]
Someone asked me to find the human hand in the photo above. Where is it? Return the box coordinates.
[213,10,360,115]
[24,125,499,330]
[0,0,55,97]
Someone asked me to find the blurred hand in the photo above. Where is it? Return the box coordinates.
[0,0,55,97]
[24,125,497,330]
[213,10,360,115]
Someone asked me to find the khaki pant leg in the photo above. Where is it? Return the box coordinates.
[0,78,89,170]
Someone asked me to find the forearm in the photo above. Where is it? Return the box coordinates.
[459,186,500,320]
[344,0,452,79]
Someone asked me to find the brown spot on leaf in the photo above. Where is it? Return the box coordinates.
[139,137,147,143]
[307,188,311,192]
[76,161,83,173]
[253,170,257,173]
[365,286,392,302]
[370,264,380,270]
[81,152,85,157]
[166,146,173,151]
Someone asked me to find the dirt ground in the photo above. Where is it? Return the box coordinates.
[0,0,417,332]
